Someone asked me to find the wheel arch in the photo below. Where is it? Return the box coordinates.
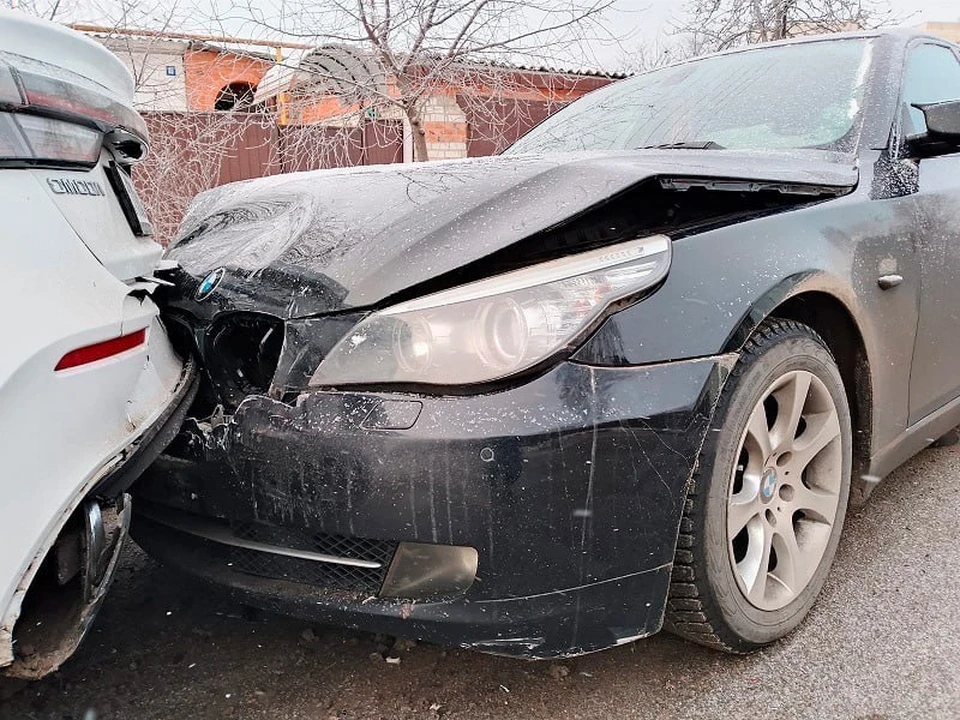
[757,290,874,506]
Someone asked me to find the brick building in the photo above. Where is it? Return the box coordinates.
[73,28,276,113]
[183,48,273,111]
[252,44,616,160]
[74,25,617,162]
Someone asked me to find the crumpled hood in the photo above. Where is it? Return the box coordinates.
[166,149,857,318]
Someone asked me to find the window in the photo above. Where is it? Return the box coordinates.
[214,82,257,112]
[506,39,873,155]
[901,44,960,136]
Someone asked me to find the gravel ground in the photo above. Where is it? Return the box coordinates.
[2,444,959,720]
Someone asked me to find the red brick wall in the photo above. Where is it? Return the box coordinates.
[183,50,272,111]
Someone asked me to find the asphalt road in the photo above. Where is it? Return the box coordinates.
[2,443,959,720]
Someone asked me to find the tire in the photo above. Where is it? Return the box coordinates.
[930,428,960,448]
[664,318,852,653]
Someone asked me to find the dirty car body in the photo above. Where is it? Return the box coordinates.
[0,11,197,678]
[135,32,960,657]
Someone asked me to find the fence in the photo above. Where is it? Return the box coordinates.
[134,112,404,243]
[132,100,558,244]
[458,97,568,157]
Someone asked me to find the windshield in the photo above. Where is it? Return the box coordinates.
[507,38,874,155]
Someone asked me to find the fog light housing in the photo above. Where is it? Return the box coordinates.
[379,542,478,600]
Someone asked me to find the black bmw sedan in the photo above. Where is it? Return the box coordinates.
[134,30,960,658]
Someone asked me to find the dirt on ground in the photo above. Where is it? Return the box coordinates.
[2,444,959,719]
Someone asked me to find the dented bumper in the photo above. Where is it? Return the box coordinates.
[133,356,731,658]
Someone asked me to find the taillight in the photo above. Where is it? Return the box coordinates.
[0,54,147,167]
[0,110,102,166]
[0,63,20,105]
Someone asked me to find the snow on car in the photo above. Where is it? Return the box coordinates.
[0,10,197,678]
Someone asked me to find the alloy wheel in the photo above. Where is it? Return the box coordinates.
[726,370,843,611]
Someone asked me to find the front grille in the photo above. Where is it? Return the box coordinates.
[204,313,284,409]
[164,314,198,359]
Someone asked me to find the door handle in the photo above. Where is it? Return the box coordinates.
[878,274,903,290]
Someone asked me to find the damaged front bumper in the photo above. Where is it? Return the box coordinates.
[133,356,732,658]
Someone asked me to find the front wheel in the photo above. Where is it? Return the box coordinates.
[665,319,852,652]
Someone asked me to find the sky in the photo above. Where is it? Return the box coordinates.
[17,0,960,73]
[614,0,960,38]
[600,0,960,69]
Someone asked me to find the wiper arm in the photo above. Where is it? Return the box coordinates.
[637,141,725,150]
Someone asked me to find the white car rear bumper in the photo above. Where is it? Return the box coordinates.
[0,346,197,677]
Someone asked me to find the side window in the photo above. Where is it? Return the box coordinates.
[902,44,960,136]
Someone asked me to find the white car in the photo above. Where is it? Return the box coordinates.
[0,11,196,678]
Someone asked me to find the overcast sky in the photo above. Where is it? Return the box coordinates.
[35,0,960,72]
[601,0,960,68]
[615,0,959,36]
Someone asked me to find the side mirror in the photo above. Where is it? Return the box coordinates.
[911,100,960,152]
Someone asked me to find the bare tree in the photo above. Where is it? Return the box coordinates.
[618,36,682,74]
[17,1,623,239]
[675,0,897,55]
[243,0,622,160]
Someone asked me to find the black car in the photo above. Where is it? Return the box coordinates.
[134,31,960,658]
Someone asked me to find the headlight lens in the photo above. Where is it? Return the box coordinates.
[310,234,671,387]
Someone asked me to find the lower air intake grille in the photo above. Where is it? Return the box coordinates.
[231,522,397,567]
[228,521,397,592]
[136,506,396,596]
[226,545,389,593]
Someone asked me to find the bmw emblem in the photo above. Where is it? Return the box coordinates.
[195,267,225,301]
[760,468,777,500]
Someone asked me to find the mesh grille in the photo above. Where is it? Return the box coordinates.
[138,508,396,595]
[226,545,389,593]
[224,521,395,593]
[231,522,396,568]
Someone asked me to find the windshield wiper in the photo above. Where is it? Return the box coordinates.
[637,141,725,150]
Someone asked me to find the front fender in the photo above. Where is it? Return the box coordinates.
[573,192,922,455]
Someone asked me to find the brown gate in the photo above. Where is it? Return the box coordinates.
[135,112,404,243]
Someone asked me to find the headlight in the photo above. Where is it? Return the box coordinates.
[310,234,671,387]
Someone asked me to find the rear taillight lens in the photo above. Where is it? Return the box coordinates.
[0,64,20,105]
[0,111,102,165]
[0,112,29,157]
[0,54,147,166]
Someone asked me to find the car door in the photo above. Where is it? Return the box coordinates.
[903,42,960,425]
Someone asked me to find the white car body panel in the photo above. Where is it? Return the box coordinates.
[0,10,192,677]
[36,157,164,281]
[0,10,134,99]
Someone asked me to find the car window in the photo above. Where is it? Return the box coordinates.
[901,44,960,136]
[506,39,873,155]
